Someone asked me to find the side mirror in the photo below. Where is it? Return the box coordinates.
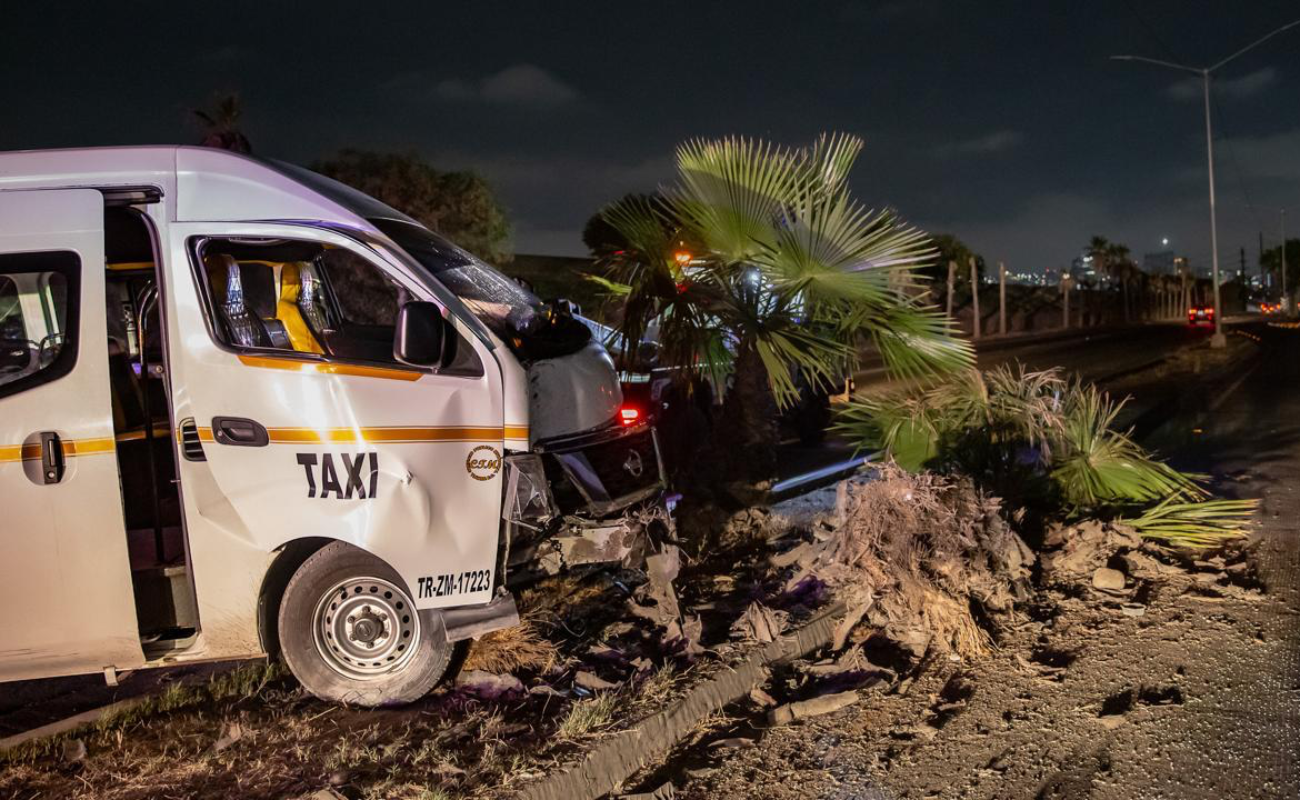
[394,301,447,367]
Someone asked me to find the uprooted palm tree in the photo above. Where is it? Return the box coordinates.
[833,364,1255,548]
[593,134,972,485]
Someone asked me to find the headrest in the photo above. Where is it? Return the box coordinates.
[278,262,303,303]
[205,254,240,306]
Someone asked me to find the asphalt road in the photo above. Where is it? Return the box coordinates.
[1125,320,1300,797]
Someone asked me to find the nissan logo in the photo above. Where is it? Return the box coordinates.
[622,449,644,478]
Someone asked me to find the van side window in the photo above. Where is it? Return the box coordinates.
[0,251,80,399]
[193,238,480,374]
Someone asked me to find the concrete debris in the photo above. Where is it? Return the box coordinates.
[1092,567,1127,592]
[528,684,566,698]
[627,545,703,654]
[620,782,676,800]
[768,690,860,726]
[730,602,788,643]
[769,541,814,569]
[212,720,245,753]
[1121,550,1173,579]
[749,687,778,707]
[61,738,86,763]
[709,737,757,749]
[455,669,524,699]
[574,670,621,692]
[1096,715,1128,730]
[1041,520,1141,583]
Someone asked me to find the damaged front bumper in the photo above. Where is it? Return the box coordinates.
[501,422,673,579]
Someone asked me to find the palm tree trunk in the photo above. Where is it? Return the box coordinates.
[717,334,779,485]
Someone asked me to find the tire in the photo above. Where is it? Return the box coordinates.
[277,542,452,706]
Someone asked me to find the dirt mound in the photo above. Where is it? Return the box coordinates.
[779,465,1035,660]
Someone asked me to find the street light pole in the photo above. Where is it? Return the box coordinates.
[1283,208,1289,315]
[1113,17,1300,348]
[1200,69,1225,346]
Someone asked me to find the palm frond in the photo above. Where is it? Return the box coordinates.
[671,136,806,263]
[1050,386,1204,508]
[1120,497,1257,548]
[582,272,632,296]
[802,132,863,198]
[862,300,975,380]
[752,322,852,409]
[756,194,934,307]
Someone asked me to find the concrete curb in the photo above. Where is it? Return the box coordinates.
[0,696,151,752]
[516,602,846,800]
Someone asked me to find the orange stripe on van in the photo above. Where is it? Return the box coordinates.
[237,355,422,382]
[0,437,116,463]
[192,425,522,445]
[264,426,503,444]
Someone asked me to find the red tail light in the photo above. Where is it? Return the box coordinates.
[619,406,641,426]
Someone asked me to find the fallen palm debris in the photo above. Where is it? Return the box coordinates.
[770,465,1035,662]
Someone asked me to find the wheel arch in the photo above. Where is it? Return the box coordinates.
[257,536,336,658]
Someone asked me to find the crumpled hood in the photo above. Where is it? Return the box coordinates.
[527,341,623,441]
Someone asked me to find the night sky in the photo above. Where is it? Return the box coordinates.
[4,1,1299,274]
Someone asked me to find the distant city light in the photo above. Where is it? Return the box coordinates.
[1161,237,1169,247]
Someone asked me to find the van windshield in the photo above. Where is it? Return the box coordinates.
[371,218,591,360]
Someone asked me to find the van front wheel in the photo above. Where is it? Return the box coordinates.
[278,542,451,706]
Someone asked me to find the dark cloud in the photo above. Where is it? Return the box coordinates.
[1167,67,1278,101]
[935,130,1024,157]
[432,64,581,108]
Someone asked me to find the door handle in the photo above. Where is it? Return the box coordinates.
[39,431,65,484]
[211,416,269,447]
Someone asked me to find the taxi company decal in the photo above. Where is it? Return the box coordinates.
[465,445,502,481]
[297,452,379,499]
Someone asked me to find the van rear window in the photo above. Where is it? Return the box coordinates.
[0,251,79,399]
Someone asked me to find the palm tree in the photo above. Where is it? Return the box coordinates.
[192,92,252,154]
[594,133,972,484]
[1087,237,1143,322]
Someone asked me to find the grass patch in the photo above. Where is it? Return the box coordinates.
[556,693,619,740]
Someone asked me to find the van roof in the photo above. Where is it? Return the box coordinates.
[0,145,407,228]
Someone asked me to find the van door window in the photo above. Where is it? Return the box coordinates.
[0,251,79,398]
[192,238,480,375]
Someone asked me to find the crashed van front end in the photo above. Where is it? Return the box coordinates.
[501,340,673,581]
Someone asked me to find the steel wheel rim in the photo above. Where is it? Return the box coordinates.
[312,576,420,680]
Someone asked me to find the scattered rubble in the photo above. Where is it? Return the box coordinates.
[1092,567,1127,592]
[767,690,860,726]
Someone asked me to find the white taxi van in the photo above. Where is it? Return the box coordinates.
[0,147,666,705]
